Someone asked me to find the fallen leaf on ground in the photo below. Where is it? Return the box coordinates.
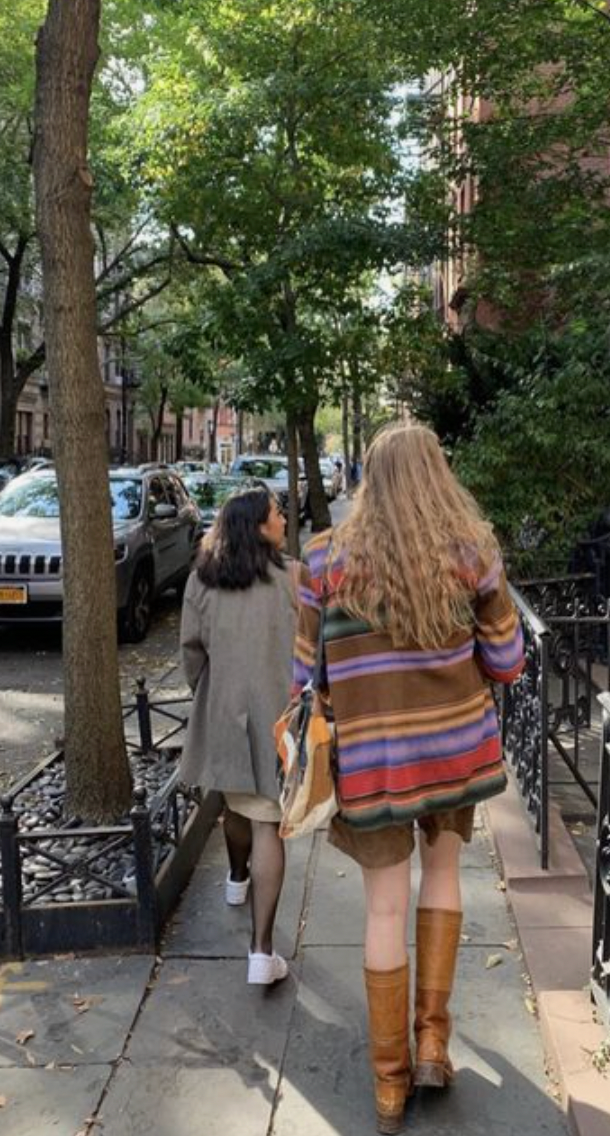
[525,996,537,1016]
[485,953,504,969]
[502,939,518,951]
[460,933,472,943]
[15,1029,35,1046]
[44,1061,57,1071]
[71,1044,84,1055]
[0,1095,7,1107]
[336,870,346,878]
[495,881,507,892]
[73,995,104,1014]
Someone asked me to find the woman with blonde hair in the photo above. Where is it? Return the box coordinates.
[293,422,524,1133]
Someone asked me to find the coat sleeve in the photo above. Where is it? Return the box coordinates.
[474,555,525,684]
[292,558,321,697]
[180,574,208,692]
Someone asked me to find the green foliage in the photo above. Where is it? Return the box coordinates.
[112,0,444,415]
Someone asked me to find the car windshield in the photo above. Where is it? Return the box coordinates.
[109,478,142,519]
[0,474,142,520]
[238,459,287,480]
[0,475,60,517]
[184,476,243,508]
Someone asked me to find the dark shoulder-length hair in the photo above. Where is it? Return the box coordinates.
[196,485,285,589]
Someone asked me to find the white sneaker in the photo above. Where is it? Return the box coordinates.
[225,873,250,906]
[247,951,289,985]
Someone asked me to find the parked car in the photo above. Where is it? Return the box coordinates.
[0,466,202,641]
[182,473,250,531]
[230,454,308,519]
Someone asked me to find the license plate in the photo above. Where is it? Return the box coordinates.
[0,584,28,604]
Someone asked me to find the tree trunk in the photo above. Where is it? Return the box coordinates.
[0,341,19,459]
[209,399,219,462]
[33,0,132,822]
[175,409,184,461]
[150,383,168,461]
[297,404,331,532]
[0,236,28,459]
[352,379,363,463]
[285,408,300,558]
[341,384,352,497]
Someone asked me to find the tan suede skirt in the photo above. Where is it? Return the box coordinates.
[328,806,475,869]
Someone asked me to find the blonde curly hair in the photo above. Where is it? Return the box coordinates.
[334,422,499,649]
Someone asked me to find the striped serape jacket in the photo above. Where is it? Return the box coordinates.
[293,530,525,831]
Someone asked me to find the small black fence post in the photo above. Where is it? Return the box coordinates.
[592,694,610,1032]
[0,796,23,958]
[136,677,154,754]
[131,784,158,947]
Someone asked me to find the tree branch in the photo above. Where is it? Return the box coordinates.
[170,224,242,278]
[98,276,172,333]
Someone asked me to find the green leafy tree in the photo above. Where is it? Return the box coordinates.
[116,0,443,530]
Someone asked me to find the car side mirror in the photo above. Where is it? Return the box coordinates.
[152,502,178,519]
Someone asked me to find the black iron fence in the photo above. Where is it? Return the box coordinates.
[593,694,610,1035]
[0,680,211,959]
[503,579,610,867]
[502,587,550,865]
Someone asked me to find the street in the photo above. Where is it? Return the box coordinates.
[0,497,351,793]
[0,592,185,793]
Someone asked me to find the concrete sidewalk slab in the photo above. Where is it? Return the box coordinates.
[100,958,297,1136]
[276,944,567,1134]
[484,772,609,1136]
[0,955,153,1068]
[164,824,313,959]
[0,1066,108,1136]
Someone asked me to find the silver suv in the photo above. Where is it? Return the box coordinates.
[0,467,202,641]
[230,454,308,519]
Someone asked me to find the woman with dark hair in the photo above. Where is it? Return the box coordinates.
[179,486,296,984]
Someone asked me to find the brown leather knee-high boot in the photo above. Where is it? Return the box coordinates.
[364,963,411,1134]
[414,908,462,1088]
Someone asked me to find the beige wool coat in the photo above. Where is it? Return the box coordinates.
[178,559,297,800]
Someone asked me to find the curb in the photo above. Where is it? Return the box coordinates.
[485,774,609,1136]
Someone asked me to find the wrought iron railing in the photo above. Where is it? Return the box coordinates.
[0,681,198,957]
[502,586,551,866]
[592,693,610,1034]
[503,579,610,868]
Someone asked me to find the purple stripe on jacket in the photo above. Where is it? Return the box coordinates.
[328,639,474,682]
[339,710,499,772]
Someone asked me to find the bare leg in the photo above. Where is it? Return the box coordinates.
[362,859,411,971]
[223,805,252,883]
[417,830,462,911]
[250,820,285,955]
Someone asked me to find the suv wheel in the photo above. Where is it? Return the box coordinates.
[119,567,153,643]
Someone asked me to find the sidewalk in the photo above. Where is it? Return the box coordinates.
[0,807,571,1136]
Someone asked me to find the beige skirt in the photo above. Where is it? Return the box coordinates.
[224,792,282,822]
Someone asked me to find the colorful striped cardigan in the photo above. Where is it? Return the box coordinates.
[293,530,525,831]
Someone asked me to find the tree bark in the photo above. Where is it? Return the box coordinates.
[341,384,352,496]
[33,0,132,822]
[209,398,219,462]
[150,383,168,461]
[0,236,28,458]
[297,403,331,532]
[285,408,300,558]
[175,409,183,461]
[352,377,363,464]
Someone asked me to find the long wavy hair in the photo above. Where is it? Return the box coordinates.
[197,486,284,589]
[334,422,499,648]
